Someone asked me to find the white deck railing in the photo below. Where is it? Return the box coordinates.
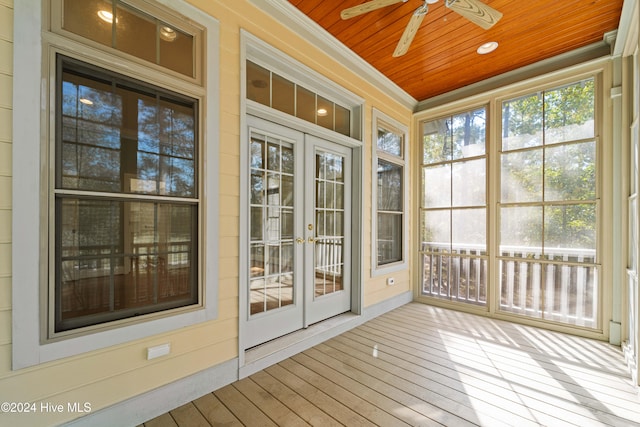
[421,242,598,327]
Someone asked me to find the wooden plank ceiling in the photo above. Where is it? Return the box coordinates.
[289,0,624,101]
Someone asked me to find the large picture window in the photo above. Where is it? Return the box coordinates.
[54,56,199,333]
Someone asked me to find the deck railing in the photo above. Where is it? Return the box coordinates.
[421,242,598,328]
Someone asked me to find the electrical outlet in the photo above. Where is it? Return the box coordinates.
[147,343,171,360]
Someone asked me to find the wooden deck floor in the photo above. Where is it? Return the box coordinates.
[141,303,640,426]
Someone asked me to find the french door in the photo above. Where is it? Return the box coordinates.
[245,117,351,348]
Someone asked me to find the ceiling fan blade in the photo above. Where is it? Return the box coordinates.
[341,0,407,20]
[445,0,502,30]
[393,4,428,57]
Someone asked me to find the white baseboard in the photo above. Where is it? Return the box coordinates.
[65,290,413,426]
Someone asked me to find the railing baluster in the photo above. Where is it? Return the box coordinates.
[532,262,541,316]
[518,261,527,312]
[561,256,570,323]
[576,264,585,327]
[506,259,515,311]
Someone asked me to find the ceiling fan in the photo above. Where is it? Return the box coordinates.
[341,0,503,57]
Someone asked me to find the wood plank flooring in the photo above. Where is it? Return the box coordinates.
[142,303,640,426]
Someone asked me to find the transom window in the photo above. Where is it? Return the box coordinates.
[246,60,352,137]
[55,0,201,79]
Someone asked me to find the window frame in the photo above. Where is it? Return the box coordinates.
[413,61,610,339]
[371,109,409,276]
[51,55,202,336]
[12,0,219,369]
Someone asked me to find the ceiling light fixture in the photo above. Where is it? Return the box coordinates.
[159,26,177,42]
[317,108,328,116]
[79,98,94,106]
[477,41,498,54]
[97,10,116,24]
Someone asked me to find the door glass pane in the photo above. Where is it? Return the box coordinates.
[267,142,281,171]
[249,132,295,315]
[282,146,294,174]
[314,151,344,298]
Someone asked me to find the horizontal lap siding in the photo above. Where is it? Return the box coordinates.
[1,0,413,425]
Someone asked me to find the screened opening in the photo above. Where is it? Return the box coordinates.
[499,78,598,328]
[420,107,488,306]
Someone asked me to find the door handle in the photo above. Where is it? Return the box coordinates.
[308,237,317,244]
[296,237,305,244]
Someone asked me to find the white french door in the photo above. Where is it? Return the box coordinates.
[244,117,352,348]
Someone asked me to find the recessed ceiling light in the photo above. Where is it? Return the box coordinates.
[97,10,116,24]
[79,98,94,106]
[251,80,268,89]
[477,41,498,54]
[317,108,328,116]
[160,26,177,42]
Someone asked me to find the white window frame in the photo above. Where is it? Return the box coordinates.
[12,0,219,369]
[371,108,408,276]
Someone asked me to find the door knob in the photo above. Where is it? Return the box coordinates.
[296,237,305,244]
